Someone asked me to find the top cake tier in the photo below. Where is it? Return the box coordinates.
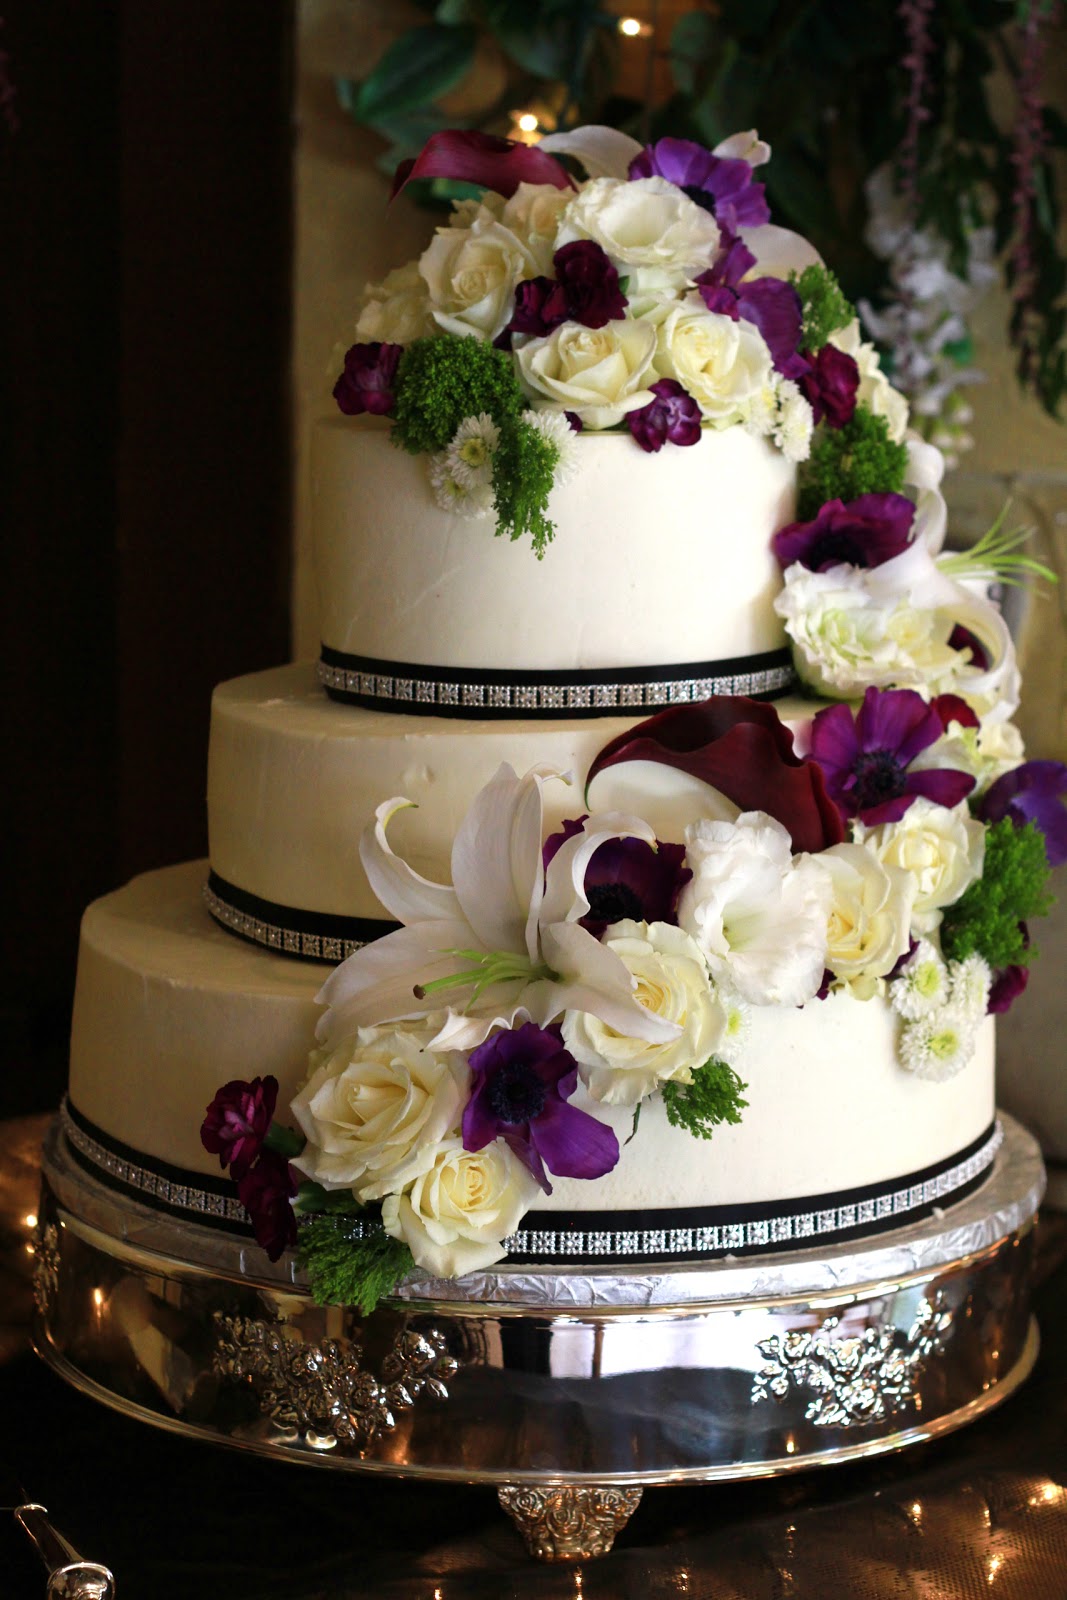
[312,417,794,678]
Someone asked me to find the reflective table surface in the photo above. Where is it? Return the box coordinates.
[4,1113,1067,1599]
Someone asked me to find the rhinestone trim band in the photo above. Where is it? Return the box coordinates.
[61,1101,248,1227]
[203,877,396,965]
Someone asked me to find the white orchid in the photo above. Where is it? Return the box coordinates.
[315,764,682,1056]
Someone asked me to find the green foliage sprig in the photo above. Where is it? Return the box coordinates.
[792,265,854,351]
[797,407,909,521]
[392,337,524,454]
[298,1215,414,1314]
[491,416,559,557]
[662,1058,749,1142]
[940,819,1053,971]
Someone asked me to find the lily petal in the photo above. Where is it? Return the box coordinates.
[315,919,478,1043]
[537,920,681,1043]
[540,811,657,925]
[538,125,643,180]
[714,129,771,167]
[451,764,562,959]
[740,223,821,279]
[360,798,461,925]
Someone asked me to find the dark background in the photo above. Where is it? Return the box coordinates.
[2,2,295,1118]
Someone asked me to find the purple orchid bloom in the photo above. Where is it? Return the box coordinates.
[809,686,976,826]
[462,1022,619,1194]
[543,818,692,938]
[629,138,770,233]
[627,379,702,453]
[772,493,916,573]
[695,243,804,377]
[201,1075,279,1181]
[333,341,402,417]
[795,343,860,428]
[979,761,1067,867]
[237,1149,299,1261]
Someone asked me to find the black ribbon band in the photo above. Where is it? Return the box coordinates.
[318,644,797,720]
[204,871,398,964]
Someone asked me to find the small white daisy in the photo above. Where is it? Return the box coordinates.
[716,985,751,1068]
[889,940,949,1021]
[741,382,778,438]
[523,408,580,486]
[899,1004,977,1082]
[948,953,992,1022]
[445,413,500,490]
[773,379,814,463]
[428,453,493,519]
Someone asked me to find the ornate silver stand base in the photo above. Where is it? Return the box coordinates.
[32,1116,1045,1562]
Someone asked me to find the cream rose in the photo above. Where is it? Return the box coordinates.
[562,919,725,1107]
[654,300,775,425]
[381,1136,540,1278]
[818,842,915,999]
[355,260,437,345]
[501,182,572,273]
[516,317,657,428]
[557,175,720,281]
[912,717,1025,795]
[290,1026,468,1200]
[828,318,909,443]
[855,798,986,936]
[419,209,539,340]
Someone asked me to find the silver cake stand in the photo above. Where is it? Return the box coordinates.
[32,1114,1045,1562]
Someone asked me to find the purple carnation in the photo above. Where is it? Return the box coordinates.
[553,240,628,328]
[462,1022,619,1194]
[506,275,569,340]
[772,493,916,573]
[629,138,770,233]
[978,760,1067,867]
[201,1075,278,1181]
[627,379,702,453]
[809,686,976,826]
[333,341,402,417]
[795,344,860,428]
[543,818,692,938]
[989,960,1030,1014]
[237,1150,298,1262]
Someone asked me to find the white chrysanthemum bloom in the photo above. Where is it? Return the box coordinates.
[290,1025,468,1200]
[516,317,657,429]
[889,939,949,1020]
[420,207,540,341]
[773,378,815,462]
[855,798,986,936]
[819,842,915,1001]
[949,953,992,1021]
[716,985,752,1068]
[445,414,500,490]
[911,717,1025,796]
[899,1004,977,1082]
[677,813,832,1006]
[428,453,494,518]
[828,317,909,443]
[557,175,721,283]
[355,260,437,345]
[654,299,775,426]
[562,920,726,1107]
[381,1136,541,1279]
[522,408,580,485]
[741,379,779,439]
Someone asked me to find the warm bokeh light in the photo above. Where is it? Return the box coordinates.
[517,112,539,133]
[24,1212,38,1230]
[619,16,643,35]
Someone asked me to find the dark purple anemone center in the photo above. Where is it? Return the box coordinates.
[488,1061,547,1125]
[850,750,907,808]
[586,881,645,925]
[682,183,717,215]
[808,529,872,568]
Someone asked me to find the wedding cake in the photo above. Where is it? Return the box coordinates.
[62,126,1063,1307]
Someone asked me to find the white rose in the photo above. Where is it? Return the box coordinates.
[516,317,657,429]
[856,798,986,935]
[381,1136,540,1278]
[419,209,539,340]
[355,261,437,344]
[677,814,832,1006]
[819,842,915,999]
[290,1026,468,1200]
[654,300,775,425]
[562,920,725,1107]
[557,175,720,281]
[501,182,572,272]
[828,318,909,443]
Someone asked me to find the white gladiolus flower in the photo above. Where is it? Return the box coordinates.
[445,414,500,490]
[557,175,721,282]
[522,408,580,484]
[381,1136,541,1278]
[677,812,832,1006]
[654,300,776,426]
[562,920,726,1107]
[819,842,915,1000]
[889,939,949,1020]
[516,317,657,429]
[899,1004,977,1081]
[355,260,437,344]
[428,453,494,518]
[856,798,986,936]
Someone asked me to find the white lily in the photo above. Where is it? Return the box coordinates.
[537,125,643,180]
[315,765,681,1055]
[905,434,948,555]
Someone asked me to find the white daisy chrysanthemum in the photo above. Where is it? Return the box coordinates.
[888,939,948,1021]
[428,452,494,519]
[899,1004,976,1082]
[741,381,778,439]
[444,413,500,490]
[523,408,580,485]
[948,953,992,1022]
[773,378,814,463]
[716,985,751,1068]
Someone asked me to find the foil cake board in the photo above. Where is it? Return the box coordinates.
[32,1114,1045,1562]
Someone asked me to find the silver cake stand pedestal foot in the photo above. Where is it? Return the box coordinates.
[31,1115,1045,1562]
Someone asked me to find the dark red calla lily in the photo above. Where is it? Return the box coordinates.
[391,130,575,202]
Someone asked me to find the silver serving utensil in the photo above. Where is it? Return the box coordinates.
[14,1503,115,1598]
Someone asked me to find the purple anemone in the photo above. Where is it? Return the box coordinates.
[795,343,860,428]
[462,1022,619,1194]
[543,818,692,938]
[237,1150,298,1262]
[201,1075,278,1181]
[772,494,916,573]
[809,686,976,826]
[695,239,803,377]
[978,760,1067,867]
[628,138,769,233]
[332,341,402,417]
[627,378,702,453]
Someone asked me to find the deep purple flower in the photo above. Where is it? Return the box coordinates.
[332,341,402,417]
[543,817,692,938]
[201,1076,278,1181]
[462,1022,619,1194]
[553,240,628,328]
[627,378,702,453]
[979,760,1067,866]
[629,138,770,233]
[948,623,990,671]
[504,275,569,341]
[809,686,976,826]
[989,960,1030,1014]
[391,129,574,201]
[237,1150,299,1262]
[772,494,916,573]
[795,343,860,428]
[696,264,804,377]
[930,693,980,733]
